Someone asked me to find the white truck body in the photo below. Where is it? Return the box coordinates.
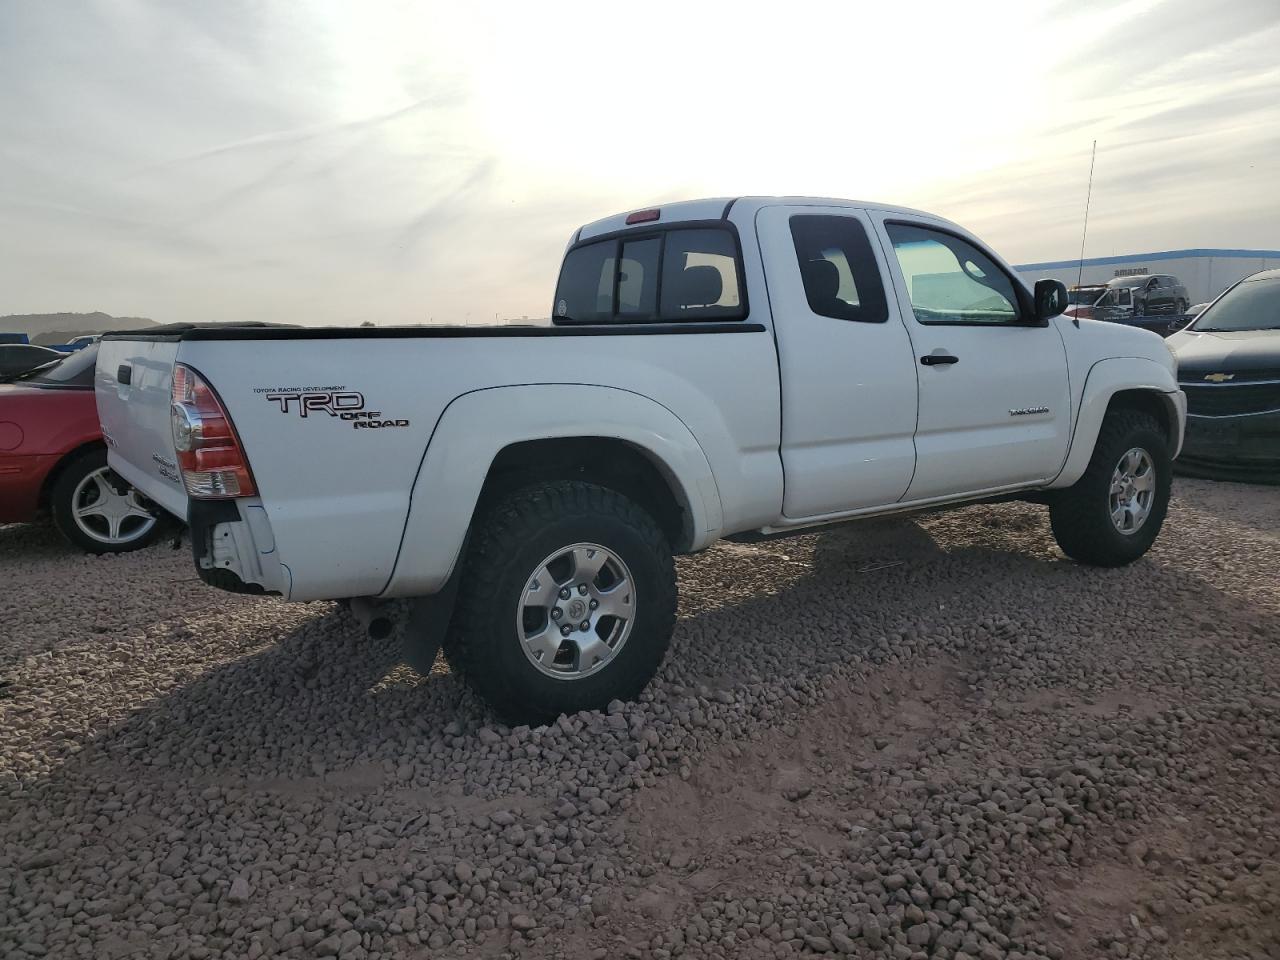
[96,196,1188,720]
[97,197,1185,604]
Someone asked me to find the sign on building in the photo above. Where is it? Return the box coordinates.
[1114,267,1149,277]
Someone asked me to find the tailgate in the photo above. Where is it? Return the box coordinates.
[95,338,188,520]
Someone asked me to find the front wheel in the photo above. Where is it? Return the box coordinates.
[442,481,677,724]
[1049,409,1171,566]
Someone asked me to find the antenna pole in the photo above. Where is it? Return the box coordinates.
[1075,140,1097,315]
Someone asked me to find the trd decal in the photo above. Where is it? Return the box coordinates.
[265,391,365,416]
[254,385,410,429]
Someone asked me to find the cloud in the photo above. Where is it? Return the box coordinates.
[128,94,464,178]
[0,0,1277,324]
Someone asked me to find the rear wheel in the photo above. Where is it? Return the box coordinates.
[1049,409,1171,566]
[443,481,676,724]
[51,447,163,554]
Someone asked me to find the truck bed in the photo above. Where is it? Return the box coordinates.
[96,320,784,601]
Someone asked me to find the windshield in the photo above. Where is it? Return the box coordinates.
[23,344,99,386]
[1194,277,1280,332]
[1067,287,1104,305]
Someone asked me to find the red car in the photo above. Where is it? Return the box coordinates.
[0,345,164,552]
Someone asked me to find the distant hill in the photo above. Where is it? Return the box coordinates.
[1,312,158,345]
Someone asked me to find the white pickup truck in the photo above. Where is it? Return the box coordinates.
[97,197,1186,722]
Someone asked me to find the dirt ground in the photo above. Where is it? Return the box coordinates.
[1,477,1277,960]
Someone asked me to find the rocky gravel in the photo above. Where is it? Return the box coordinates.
[2,477,1277,960]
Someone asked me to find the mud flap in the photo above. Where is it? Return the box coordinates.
[403,563,463,676]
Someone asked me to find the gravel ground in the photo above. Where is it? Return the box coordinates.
[1,477,1277,960]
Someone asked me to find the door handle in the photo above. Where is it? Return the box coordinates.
[117,364,133,385]
[920,353,959,366]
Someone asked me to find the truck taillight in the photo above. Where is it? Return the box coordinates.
[170,364,257,498]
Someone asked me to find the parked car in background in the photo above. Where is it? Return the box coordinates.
[1064,284,1107,321]
[0,344,165,551]
[1094,274,1189,322]
[42,336,98,353]
[98,196,1185,721]
[0,343,66,379]
[1146,275,1190,316]
[1168,268,1280,483]
[43,335,100,353]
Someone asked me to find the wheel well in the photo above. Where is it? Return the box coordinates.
[478,438,691,551]
[38,441,103,511]
[1106,389,1176,445]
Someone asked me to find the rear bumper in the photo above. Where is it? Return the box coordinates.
[188,498,290,596]
[0,453,58,523]
[1175,411,1280,484]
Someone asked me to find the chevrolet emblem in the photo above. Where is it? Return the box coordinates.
[1203,373,1234,383]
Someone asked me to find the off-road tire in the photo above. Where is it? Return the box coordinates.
[1049,409,1171,566]
[443,481,677,723]
[51,447,164,554]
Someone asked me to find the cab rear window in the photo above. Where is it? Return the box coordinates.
[553,227,745,324]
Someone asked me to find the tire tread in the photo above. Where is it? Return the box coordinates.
[1049,409,1170,566]
[443,480,676,721]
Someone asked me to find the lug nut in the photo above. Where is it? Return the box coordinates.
[559,587,571,600]
[560,624,572,637]
[579,621,590,631]
[551,608,562,620]
[577,584,588,595]
[589,599,599,610]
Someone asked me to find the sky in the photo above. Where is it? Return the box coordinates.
[2,0,1278,326]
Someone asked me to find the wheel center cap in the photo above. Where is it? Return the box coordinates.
[566,599,587,620]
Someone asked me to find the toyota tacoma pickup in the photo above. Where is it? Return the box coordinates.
[96,197,1186,722]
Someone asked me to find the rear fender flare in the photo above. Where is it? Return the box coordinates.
[1050,357,1182,489]
[383,384,722,596]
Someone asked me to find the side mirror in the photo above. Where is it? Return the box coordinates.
[1034,279,1069,321]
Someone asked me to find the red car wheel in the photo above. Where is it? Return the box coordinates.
[51,447,163,553]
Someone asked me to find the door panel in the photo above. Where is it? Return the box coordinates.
[757,206,919,518]
[871,214,1072,500]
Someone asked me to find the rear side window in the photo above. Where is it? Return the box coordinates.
[553,226,745,324]
[659,229,742,319]
[789,216,889,323]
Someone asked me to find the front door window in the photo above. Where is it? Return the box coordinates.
[885,224,1022,325]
